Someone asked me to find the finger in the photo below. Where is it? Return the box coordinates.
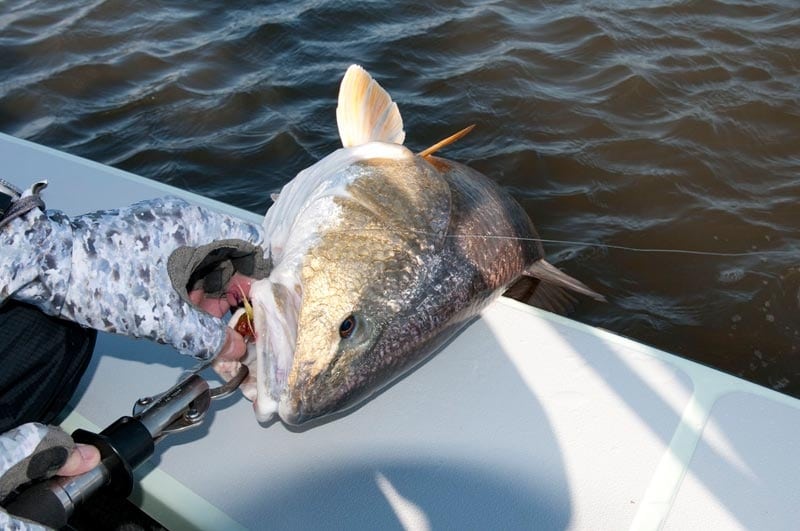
[228,273,255,298]
[188,289,204,307]
[188,288,232,318]
[189,274,256,319]
[56,444,100,477]
[169,304,244,360]
[225,272,255,309]
[218,327,247,362]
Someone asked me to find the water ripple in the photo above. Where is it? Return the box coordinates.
[0,0,799,395]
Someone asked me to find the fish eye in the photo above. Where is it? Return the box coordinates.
[339,315,356,339]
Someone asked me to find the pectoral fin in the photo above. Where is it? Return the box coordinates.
[337,65,405,147]
[504,276,578,315]
[524,260,606,302]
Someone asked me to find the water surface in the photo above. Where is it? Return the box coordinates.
[1,0,799,395]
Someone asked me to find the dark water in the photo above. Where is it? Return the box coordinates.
[1,1,799,396]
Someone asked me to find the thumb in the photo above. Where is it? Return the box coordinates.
[57,444,101,476]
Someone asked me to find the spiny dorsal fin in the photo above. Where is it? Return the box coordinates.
[337,65,405,148]
[418,124,476,158]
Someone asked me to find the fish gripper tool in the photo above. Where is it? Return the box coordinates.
[5,361,249,529]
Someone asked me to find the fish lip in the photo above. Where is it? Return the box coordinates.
[277,400,308,426]
[278,392,337,426]
[276,368,327,425]
[249,276,302,421]
[278,361,363,426]
[277,373,313,425]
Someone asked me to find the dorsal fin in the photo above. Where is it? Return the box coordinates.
[336,65,405,147]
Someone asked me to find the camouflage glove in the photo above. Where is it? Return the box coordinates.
[0,184,268,359]
[0,423,74,530]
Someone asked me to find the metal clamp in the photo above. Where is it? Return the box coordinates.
[0,179,21,221]
[0,180,46,229]
[133,362,250,439]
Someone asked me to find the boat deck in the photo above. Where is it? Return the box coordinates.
[3,132,798,530]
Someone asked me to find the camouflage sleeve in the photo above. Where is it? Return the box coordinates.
[0,195,264,359]
[0,206,73,313]
[0,511,47,531]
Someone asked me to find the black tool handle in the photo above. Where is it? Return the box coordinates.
[4,481,71,529]
[5,416,154,527]
[73,416,154,496]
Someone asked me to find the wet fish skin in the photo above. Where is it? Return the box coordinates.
[281,156,548,424]
[247,65,601,425]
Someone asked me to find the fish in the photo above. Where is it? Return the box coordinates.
[222,65,604,426]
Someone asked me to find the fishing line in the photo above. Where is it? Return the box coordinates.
[449,235,795,258]
[336,227,796,258]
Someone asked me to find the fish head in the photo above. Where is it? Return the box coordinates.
[274,155,450,425]
[280,259,387,424]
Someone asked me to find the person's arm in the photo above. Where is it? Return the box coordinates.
[0,182,269,359]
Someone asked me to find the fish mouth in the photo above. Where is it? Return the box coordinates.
[220,277,300,423]
[252,277,301,422]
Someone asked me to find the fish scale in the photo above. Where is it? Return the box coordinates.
[232,65,603,425]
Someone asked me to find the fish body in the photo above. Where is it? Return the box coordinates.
[240,66,602,425]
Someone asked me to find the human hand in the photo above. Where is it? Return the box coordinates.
[0,423,100,529]
[3,193,269,360]
[189,272,257,360]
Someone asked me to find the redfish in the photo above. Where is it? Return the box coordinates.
[227,65,603,425]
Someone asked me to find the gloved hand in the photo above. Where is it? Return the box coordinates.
[0,423,100,530]
[0,183,269,359]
